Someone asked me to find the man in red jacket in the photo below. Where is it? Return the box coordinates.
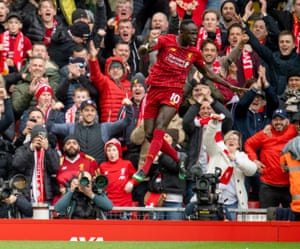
[245,108,297,208]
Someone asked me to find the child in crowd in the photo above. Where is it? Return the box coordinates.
[65,87,90,123]
[100,138,137,219]
[0,12,32,75]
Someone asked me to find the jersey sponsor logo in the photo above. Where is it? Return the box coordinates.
[166,54,191,68]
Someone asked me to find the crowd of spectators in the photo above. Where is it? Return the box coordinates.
[0,0,300,221]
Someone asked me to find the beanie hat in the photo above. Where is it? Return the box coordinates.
[31,125,47,140]
[62,134,80,148]
[70,21,90,39]
[104,138,122,158]
[35,83,53,100]
[131,73,147,91]
[287,69,300,80]
[72,8,88,23]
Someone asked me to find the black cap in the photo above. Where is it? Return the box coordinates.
[31,125,47,140]
[272,109,288,119]
[80,99,97,110]
[7,12,22,22]
[62,135,80,147]
[70,21,90,39]
[72,8,88,23]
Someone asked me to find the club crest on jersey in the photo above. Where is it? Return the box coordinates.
[187,53,193,61]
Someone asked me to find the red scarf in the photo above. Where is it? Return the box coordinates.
[32,148,45,203]
[65,104,78,123]
[196,26,222,51]
[293,13,300,53]
[226,46,253,80]
[44,18,58,46]
[0,31,24,74]
[194,115,233,184]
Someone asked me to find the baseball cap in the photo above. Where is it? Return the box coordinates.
[70,21,90,39]
[80,99,97,110]
[272,109,288,119]
[6,12,22,22]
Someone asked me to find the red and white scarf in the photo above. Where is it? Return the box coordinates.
[196,26,222,51]
[0,31,24,74]
[65,104,78,123]
[32,148,45,203]
[44,18,58,46]
[226,46,254,81]
[194,114,233,184]
[293,13,300,53]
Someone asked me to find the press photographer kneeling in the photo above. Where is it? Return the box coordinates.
[54,171,113,219]
[0,174,33,218]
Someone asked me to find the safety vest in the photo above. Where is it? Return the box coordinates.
[281,152,300,212]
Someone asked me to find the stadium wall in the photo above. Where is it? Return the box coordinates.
[0,220,300,242]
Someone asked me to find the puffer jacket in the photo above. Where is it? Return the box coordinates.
[89,56,132,122]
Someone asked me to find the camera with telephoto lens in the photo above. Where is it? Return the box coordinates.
[79,172,108,194]
[186,165,224,220]
[0,174,27,201]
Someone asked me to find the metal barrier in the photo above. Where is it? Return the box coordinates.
[229,208,268,221]
[36,204,269,221]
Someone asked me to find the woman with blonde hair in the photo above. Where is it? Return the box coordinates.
[203,114,257,220]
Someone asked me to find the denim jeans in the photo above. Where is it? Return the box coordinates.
[224,201,238,221]
[150,201,183,220]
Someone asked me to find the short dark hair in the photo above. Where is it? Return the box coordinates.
[179,19,195,31]
[201,38,218,51]
[28,107,45,119]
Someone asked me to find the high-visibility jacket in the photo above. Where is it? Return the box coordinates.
[280,152,300,212]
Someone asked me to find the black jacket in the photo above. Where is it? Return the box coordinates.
[11,142,60,202]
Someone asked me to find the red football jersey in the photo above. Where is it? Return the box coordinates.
[146,34,204,89]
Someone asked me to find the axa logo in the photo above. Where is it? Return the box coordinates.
[70,237,104,242]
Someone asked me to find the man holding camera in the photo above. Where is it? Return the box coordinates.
[11,125,60,204]
[54,171,113,219]
[0,191,33,218]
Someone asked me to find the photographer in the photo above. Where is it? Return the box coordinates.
[0,174,33,218]
[54,171,113,219]
[0,193,33,218]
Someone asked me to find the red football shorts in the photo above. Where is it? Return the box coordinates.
[144,86,183,119]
